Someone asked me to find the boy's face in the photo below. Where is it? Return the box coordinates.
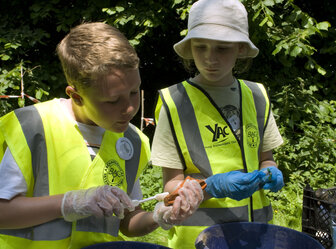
[76,68,141,133]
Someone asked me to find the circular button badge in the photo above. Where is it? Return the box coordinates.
[116,137,134,160]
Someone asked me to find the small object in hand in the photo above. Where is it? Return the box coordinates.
[132,192,169,207]
[164,176,207,206]
[262,168,272,182]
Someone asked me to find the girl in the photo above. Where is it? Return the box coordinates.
[151,0,284,248]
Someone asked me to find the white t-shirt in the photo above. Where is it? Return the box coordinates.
[0,99,142,200]
[151,80,283,169]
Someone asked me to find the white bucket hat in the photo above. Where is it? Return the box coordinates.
[174,0,259,59]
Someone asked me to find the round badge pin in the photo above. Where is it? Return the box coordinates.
[116,137,134,160]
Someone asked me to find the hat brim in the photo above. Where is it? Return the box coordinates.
[174,24,259,59]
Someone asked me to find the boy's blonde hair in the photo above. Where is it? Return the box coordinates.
[56,22,139,90]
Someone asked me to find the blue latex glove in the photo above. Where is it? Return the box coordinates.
[260,166,284,192]
[205,170,265,201]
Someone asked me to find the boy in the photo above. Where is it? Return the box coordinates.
[0,22,203,249]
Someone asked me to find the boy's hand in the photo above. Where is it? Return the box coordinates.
[260,166,284,192]
[61,185,134,222]
[205,170,263,200]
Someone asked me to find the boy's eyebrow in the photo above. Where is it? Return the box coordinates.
[109,81,141,97]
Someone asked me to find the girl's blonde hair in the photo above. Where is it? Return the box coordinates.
[56,22,139,90]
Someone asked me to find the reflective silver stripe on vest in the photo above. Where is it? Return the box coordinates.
[180,206,249,226]
[15,105,49,197]
[76,216,120,237]
[243,80,267,157]
[0,218,71,241]
[76,124,142,236]
[0,106,72,240]
[168,84,213,177]
[254,204,273,222]
[124,124,142,195]
[179,203,272,227]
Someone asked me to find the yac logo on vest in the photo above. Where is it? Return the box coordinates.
[206,123,229,142]
[103,160,124,187]
[246,123,259,148]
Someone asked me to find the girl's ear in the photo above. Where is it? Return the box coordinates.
[66,86,83,105]
[238,43,248,58]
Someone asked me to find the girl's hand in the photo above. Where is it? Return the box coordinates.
[260,166,284,192]
[170,179,204,222]
[152,179,204,229]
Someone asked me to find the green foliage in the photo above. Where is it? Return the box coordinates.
[270,86,336,229]
[267,181,303,230]
[122,164,167,245]
[245,0,330,74]
[0,60,50,114]
[273,85,336,187]
[102,0,194,46]
[139,164,164,211]
[121,227,168,246]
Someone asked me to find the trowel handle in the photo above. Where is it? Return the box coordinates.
[164,176,207,206]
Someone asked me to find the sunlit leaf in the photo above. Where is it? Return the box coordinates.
[1,55,10,61]
[259,17,268,26]
[263,0,275,6]
[18,97,25,107]
[316,21,330,31]
[290,46,302,57]
[317,66,326,75]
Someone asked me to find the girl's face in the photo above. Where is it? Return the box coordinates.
[190,38,245,86]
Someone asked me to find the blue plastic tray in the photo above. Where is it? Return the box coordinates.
[82,241,170,249]
[195,222,324,249]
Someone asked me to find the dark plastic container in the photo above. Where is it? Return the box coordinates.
[82,241,171,249]
[302,184,336,249]
[195,222,324,249]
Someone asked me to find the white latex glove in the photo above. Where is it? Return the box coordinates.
[170,179,204,222]
[153,179,204,230]
[61,185,135,222]
[153,202,174,230]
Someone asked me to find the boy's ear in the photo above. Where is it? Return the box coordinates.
[66,86,83,105]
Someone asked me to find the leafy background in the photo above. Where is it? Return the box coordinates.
[0,0,335,246]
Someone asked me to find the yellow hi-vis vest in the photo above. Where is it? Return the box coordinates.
[0,99,150,249]
[155,80,272,249]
